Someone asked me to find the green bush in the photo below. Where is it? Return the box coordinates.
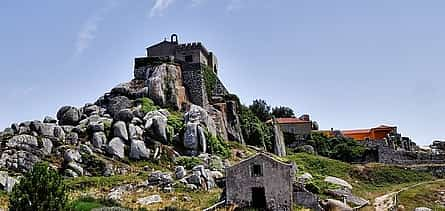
[205,130,231,158]
[167,112,185,134]
[175,156,204,169]
[305,133,366,163]
[137,97,158,113]
[9,162,68,211]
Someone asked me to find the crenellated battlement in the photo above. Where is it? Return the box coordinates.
[145,34,217,74]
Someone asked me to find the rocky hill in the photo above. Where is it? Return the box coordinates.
[1,41,444,211]
[0,43,256,210]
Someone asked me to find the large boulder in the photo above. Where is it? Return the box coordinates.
[320,199,353,211]
[6,135,39,151]
[324,176,352,190]
[183,123,207,156]
[64,149,82,163]
[147,171,173,187]
[175,166,186,179]
[57,106,81,125]
[116,109,134,123]
[105,96,132,119]
[113,121,128,141]
[92,132,107,148]
[128,124,143,140]
[129,139,150,160]
[0,172,18,192]
[137,195,162,205]
[107,137,125,159]
[144,111,168,142]
[184,105,217,135]
[145,64,182,109]
[111,81,148,99]
[43,116,57,124]
[41,138,53,155]
[0,150,40,173]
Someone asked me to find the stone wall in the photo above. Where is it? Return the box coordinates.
[293,191,322,211]
[360,140,445,165]
[211,76,229,98]
[181,63,208,107]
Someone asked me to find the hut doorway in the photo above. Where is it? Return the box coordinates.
[251,187,266,208]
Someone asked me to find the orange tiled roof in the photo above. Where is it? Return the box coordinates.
[341,129,371,134]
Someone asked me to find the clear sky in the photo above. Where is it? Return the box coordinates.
[1,0,445,145]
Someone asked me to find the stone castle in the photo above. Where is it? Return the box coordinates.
[134,34,228,107]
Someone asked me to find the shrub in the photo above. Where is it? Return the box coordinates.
[175,156,204,169]
[9,162,68,211]
[137,97,158,113]
[167,112,185,134]
[205,130,231,158]
[305,133,366,163]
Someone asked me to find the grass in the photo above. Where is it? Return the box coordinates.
[398,180,445,210]
[68,196,122,211]
[284,153,438,204]
[65,173,148,191]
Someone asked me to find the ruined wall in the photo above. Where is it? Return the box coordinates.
[226,154,294,210]
[360,140,445,165]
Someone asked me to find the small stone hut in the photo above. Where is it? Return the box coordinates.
[225,153,296,210]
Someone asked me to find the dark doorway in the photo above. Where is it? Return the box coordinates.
[251,187,266,209]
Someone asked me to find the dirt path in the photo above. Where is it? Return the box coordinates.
[373,179,445,211]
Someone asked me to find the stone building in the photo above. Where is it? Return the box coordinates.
[139,34,227,107]
[225,153,295,210]
[146,34,218,73]
[272,115,313,139]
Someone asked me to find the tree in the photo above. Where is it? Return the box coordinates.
[240,105,273,151]
[249,99,271,122]
[10,162,67,211]
[271,106,295,118]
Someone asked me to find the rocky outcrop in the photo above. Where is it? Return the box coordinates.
[134,64,187,110]
[0,55,247,189]
[57,106,82,126]
[183,123,207,156]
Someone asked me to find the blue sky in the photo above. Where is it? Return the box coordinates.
[1,0,445,145]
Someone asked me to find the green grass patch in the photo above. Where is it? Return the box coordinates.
[65,174,147,190]
[285,153,352,179]
[398,180,445,210]
[68,196,120,211]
